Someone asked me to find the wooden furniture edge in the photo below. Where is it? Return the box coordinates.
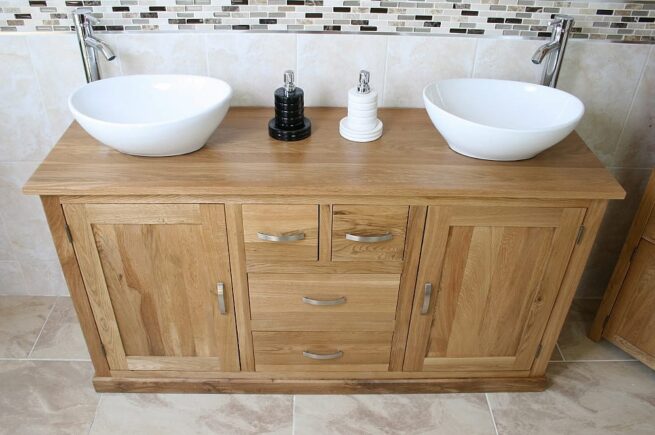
[40,196,110,376]
[589,169,655,341]
[530,199,608,376]
[605,335,655,370]
[93,375,547,394]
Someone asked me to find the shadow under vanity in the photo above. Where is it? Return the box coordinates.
[23,107,624,394]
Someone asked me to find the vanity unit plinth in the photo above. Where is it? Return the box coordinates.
[25,108,624,394]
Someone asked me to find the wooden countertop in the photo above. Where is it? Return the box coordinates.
[24,107,624,200]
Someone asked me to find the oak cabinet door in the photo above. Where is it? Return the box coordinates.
[404,206,585,372]
[63,203,240,372]
[604,240,655,368]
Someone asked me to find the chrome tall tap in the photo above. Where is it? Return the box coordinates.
[532,15,575,88]
[72,8,116,82]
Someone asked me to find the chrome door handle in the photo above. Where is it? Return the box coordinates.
[421,282,433,315]
[302,351,344,360]
[345,232,393,243]
[302,296,347,306]
[257,232,305,242]
[217,282,226,315]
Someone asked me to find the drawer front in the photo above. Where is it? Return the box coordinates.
[249,273,400,331]
[332,205,409,261]
[253,331,392,372]
[242,204,318,262]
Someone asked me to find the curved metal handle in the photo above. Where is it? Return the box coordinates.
[421,282,433,315]
[302,296,347,306]
[257,232,305,242]
[345,232,393,243]
[302,351,344,360]
[217,283,226,315]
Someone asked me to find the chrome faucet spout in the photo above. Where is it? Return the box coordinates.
[532,40,560,65]
[531,15,574,88]
[73,7,116,82]
[84,36,116,61]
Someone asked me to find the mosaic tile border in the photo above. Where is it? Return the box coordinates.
[1,1,653,43]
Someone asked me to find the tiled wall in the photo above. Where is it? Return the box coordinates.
[0,31,653,297]
[1,1,654,43]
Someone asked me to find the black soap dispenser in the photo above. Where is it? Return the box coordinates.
[269,70,311,141]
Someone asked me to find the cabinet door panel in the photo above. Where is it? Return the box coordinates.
[64,203,239,372]
[604,240,655,368]
[404,206,585,372]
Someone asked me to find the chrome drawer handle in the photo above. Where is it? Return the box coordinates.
[303,351,344,360]
[421,282,433,315]
[217,282,227,315]
[345,232,393,243]
[257,232,305,242]
[302,296,347,306]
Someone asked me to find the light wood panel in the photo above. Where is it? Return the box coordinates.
[242,204,318,262]
[63,203,239,372]
[23,108,624,200]
[404,205,585,372]
[590,170,655,341]
[603,240,655,369]
[332,205,408,261]
[249,274,400,330]
[252,331,392,372]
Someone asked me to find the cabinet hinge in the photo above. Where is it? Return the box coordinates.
[575,225,585,245]
[64,224,73,244]
[535,343,543,359]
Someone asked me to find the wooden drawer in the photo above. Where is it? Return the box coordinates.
[332,205,409,261]
[242,204,318,262]
[644,209,655,242]
[249,273,400,331]
[253,331,392,372]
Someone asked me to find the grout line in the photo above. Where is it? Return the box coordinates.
[0,357,92,362]
[485,393,500,435]
[470,38,480,78]
[380,34,390,107]
[549,359,637,363]
[27,299,57,358]
[88,393,103,435]
[291,395,296,435]
[555,343,566,362]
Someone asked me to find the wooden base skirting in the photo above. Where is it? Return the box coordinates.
[93,376,547,394]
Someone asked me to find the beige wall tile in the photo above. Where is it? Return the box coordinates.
[0,296,54,357]
[612,46,655,169]
[473,39,543,83]
[383,36,476,108]
[31,297,89,360]
[110,33,208,76]
[0,261,28,295]
[27,34,86,142]
[0,361,99,434]
[90,394,293,434]
[21,260,68,296]
[0,35,53,162]
[206,33,297,107]
[294,394,495,434]
[297,34,388,107]
[488,362,655,434]
[558,41,650,166]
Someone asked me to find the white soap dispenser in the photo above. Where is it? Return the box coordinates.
[339,70,383,142]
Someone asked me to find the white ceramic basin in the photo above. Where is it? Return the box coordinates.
[69,75,232,156]
[423,78,584,161]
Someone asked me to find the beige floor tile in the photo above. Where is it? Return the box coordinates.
[559,299,635,361]
[488,362,655,435]
[0,361,99,435]
[31,297,90,360]
[90,393,293,435]
[294,394,496,435]
[0,296,55,358]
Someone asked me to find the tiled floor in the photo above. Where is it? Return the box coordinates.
[0,296,654,435]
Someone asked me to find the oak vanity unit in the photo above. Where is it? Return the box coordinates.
[24,108,624,394]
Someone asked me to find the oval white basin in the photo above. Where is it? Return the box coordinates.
[423,78,584,161]
[69,75,232,156]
